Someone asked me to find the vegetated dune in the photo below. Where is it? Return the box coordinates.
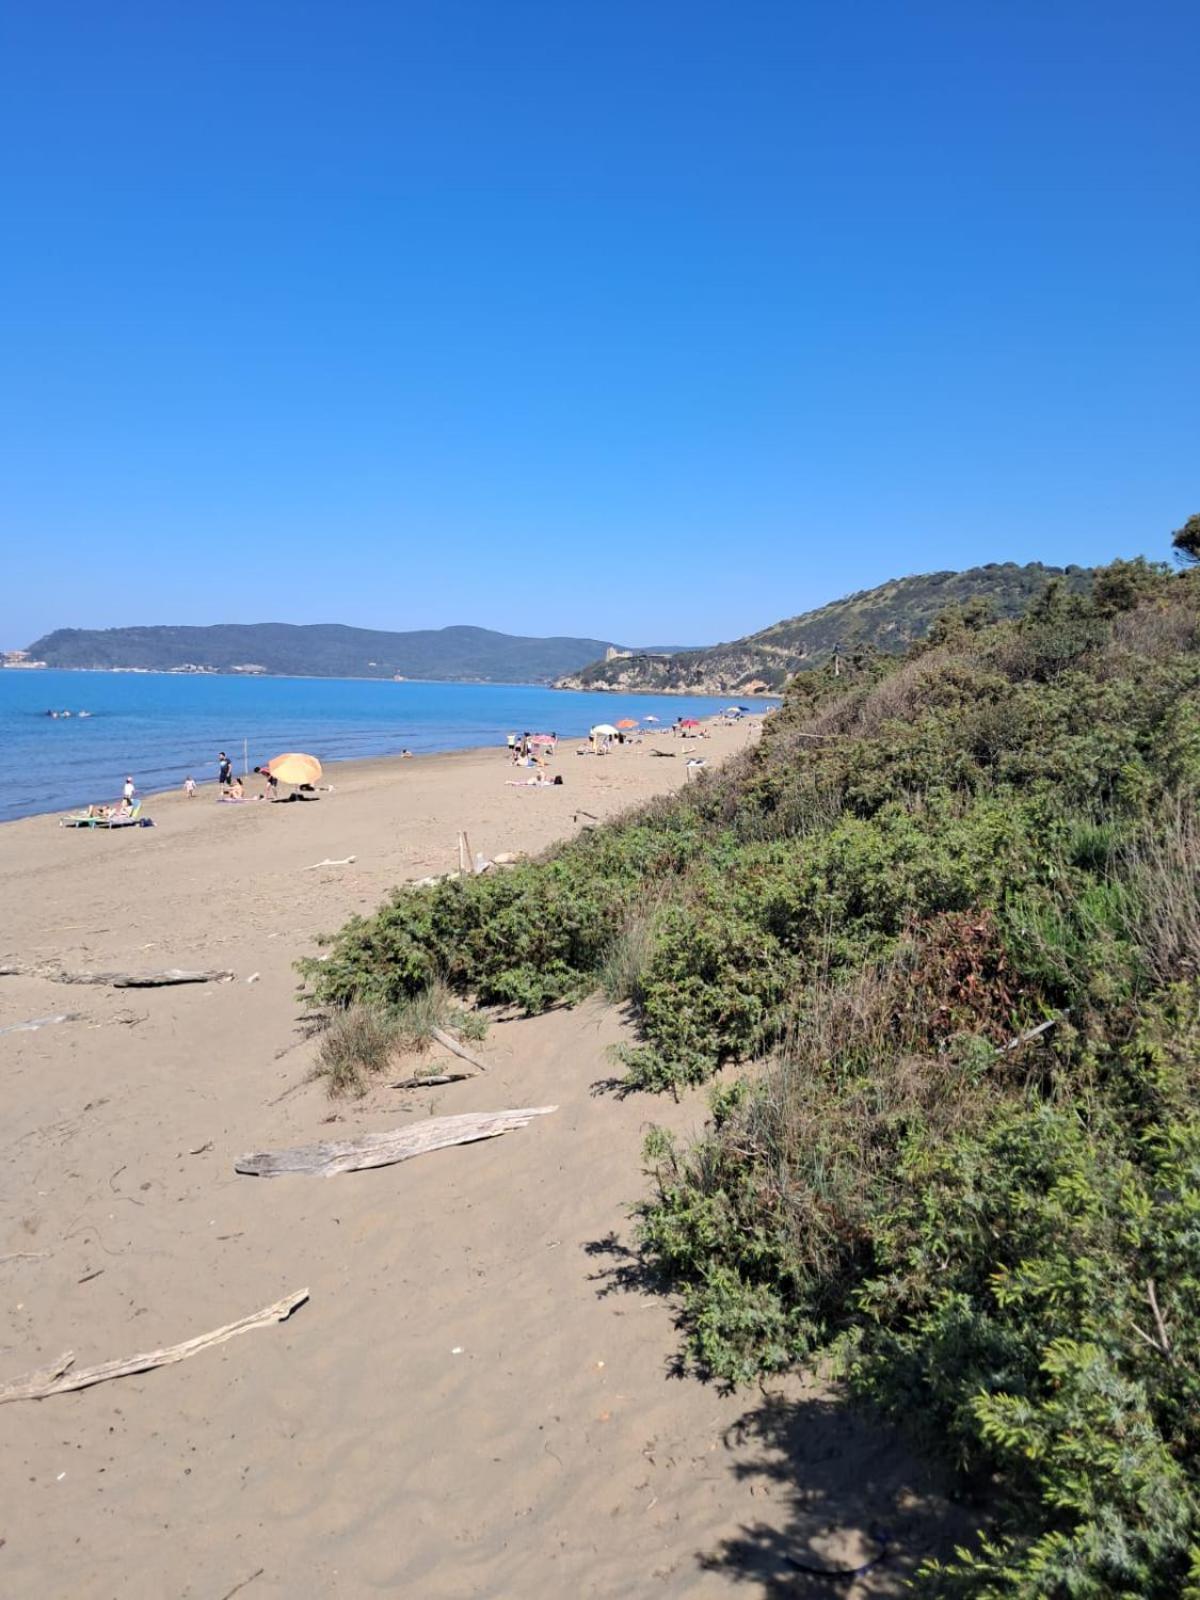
[319,555,1200,1595]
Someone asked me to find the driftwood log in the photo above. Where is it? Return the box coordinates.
[52,968,235,989]
[389,1072,470,1089]
[0,1288,308,1405]
[236,1106,556,1178]
[429,1025,489,1073]
[1,964,234,989]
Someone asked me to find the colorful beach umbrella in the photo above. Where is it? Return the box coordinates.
[266,752,323,786]
[616,718,638,729]
[528,733,557,745]
[680,718,700,728]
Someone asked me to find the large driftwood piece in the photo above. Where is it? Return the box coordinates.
[236,1106,556,1178]
[429,1025,489,1073]
[3,964,233,989]
[0,1288,308,1405]
[53,968,235,989]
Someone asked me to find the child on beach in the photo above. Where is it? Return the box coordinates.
[183,776,197,798]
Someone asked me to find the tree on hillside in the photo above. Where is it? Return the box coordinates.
[1091,556,1171,614]
[1171,513,1200,565]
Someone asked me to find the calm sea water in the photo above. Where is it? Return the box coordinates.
[0,671,778,823]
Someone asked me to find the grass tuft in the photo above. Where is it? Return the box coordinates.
[314,980,488,1097]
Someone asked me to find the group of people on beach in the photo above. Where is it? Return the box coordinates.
[504,731,565,786]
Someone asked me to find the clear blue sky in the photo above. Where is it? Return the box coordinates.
[1,1,1196,648]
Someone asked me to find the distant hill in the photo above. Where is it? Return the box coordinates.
[23,623,695,684]
[555,562,1095,694]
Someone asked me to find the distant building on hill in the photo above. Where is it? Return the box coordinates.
[2,650,47,668]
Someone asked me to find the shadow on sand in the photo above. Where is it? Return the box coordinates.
[585,1230,975,1596]
[696,1388,974,1595]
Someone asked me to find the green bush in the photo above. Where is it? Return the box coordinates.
[303,562,1200,1593]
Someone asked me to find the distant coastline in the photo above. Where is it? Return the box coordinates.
[6,663,782,699]
[16,622,700,686]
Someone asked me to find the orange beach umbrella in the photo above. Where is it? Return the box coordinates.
[265,752,323,786]
[616,718,638,729]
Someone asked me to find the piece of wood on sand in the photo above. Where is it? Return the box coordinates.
[236,1106,556,1178]
[429,1025,489,1072]
[0,1288,308,1406]
[389,1071,471,1089]
[52,968,235,989]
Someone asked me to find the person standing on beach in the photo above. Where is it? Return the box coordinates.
[123,775,135,804]
[184,776,197,797]
[218,752,233,788]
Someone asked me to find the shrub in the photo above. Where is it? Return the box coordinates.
[303,566,1200,1595]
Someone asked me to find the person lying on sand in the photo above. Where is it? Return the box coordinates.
[219,778,245,802]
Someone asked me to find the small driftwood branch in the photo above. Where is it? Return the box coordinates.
[219,1569,265,1600]
[0,1013,81,1037]
[1132,1322,1169,1358]
[236,1107,556,1178]
[1002,1016,1061,1053]
[1148,1279,1172,1358]
[0,1288,308,1405]
[388,1072,469,1089]
[304,856,356,870]
[0,1251,50,1265]
[429,1025,489,1073]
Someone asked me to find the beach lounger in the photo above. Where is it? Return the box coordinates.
[60,802,152,829]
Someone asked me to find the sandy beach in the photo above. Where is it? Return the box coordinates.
[0,722,958,1598]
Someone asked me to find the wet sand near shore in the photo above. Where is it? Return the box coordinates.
[0,723,963,1597]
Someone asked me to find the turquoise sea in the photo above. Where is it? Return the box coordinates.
[0,670,778,823]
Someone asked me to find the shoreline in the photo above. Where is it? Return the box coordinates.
[2,708,775,827]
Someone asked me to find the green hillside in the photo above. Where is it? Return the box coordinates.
[558,560,1094,692]
[23,622,688,683]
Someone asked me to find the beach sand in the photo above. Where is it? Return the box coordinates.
[0,723,961,1597]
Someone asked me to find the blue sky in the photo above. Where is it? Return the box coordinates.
[1,1,1196,648]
